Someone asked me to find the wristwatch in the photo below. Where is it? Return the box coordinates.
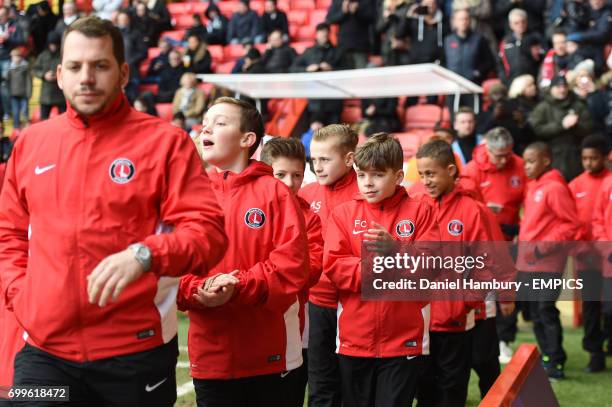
[129,243,152,272]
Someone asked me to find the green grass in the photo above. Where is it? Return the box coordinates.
[175,312,612,407]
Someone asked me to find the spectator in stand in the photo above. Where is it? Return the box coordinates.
[242,48,267,74]
[452,0,497,56]
[116,10,147,103]
[492,0,546,37]
[32,31,65,120]
[566,0,611,75]
[6,47,30,129]
[145,37,172,83]
[261,0,289,42]
[27,0,57,56]
[539,28,571,89]
[227,0,263,45]
[376,0,411,67]
[262,29,296,73]
[54,1,79,36]
[157,49,185,103]
[0,6,26,119]
[570,62,609,135]
[508,74,539,154]
[451,106,481,165]
[93,0,123,21]
[204,2,228,46]
[477,83,523,144]
[145,0,172,36]
[326,0,375,69]
[360,97,401,135]
[528,75,593,181]
[443,8,495,112]
[290,22,345,126]
[134,91,159,116]
[183,34,212,74]
[131,1,157,48]
[172,72,206,129]
[497,8,544,86]
[405,0,446,65]
[183,14,207,43]
[231,38,254,73]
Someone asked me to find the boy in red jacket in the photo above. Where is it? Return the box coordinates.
[518,142,582,380]
[324,133,439,407]
[299,124,359,407]
[260,137,324,407]
[177,97,309,407]
[415,140,498,407]
[570,135,611,372]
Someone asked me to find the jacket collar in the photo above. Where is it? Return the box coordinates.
[66,92,131,129]
[356,186,407,211]
[327,169,357,192]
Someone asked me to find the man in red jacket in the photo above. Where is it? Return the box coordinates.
[415,140,498,407]
[299,124,359,407]
[177,97,309,407]
[0,16,227,407]
[260,137,324,407]
[324,133,439,407]
[518,142,583,380]
[570,135,611,372]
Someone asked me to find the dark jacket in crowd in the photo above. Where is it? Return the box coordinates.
[184,43,213,74]
[443,30,495,85]
[7,60,31,99]
[27,1,57,56]
[148,0,172,34]
[580,89,609,135]
[32,46,64,106]
[157,65,185,103]
[376,1,411,66]
[120,27,148,71]
[262,45,297,73]
[205,3,228,45]
[567,4,612,74]
[405,10,446,64]
[497,32,543,85]
[184,23,208,43]
[528,93,593,181]
[493,0,546,35]
[261,10,289,38]
[227,9,261,43]
[0,19,26,61]
[327,0,375,53]
[361,98,401,135]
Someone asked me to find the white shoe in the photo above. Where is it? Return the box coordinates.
[499,341,513,364]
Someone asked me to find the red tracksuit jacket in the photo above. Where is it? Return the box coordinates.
[299,170,359,309]
[416,184,496,332]
[324,187,438,357]
[178,160,309,379]
[297,196,324,347]
[462,146,526,239]
[0,94,227,363]
[569,169,611,271]
[592,175,612,277]
[516,169,582,273]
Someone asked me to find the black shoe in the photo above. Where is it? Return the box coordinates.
[585,352,606,373]
[546,364,565,381]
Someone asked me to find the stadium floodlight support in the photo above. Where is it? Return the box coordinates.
[197,63,483,112]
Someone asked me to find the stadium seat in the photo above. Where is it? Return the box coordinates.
[197,82,214,96]
[289,25,299,40]
[403,104,442,131]
[218,1,237,18]
[316,0,332,9]
[278,0,290,11]
[174,14,194,30]
[138,83,159,96]
[191,2,208,14]
[167,2,189,16]
[340,106,362,124]
[250,1,265,14]
[156,103,174,121]
[292,0,315,9]
[215,61,235,74]
[208,45,225,63]
[139,60,150,77]
[296,26,316,42]
[288,10,309,26]
[394,131,424,159]
[440,106,451,128]
[225,44,245,61]
[291,41,311,54]
[147,47,161,60]
[309,9,327,26]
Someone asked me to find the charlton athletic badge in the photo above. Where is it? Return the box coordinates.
[109,158,135,184]
[509,175,521,188]
[447,220,464,236]
[244,208,266,229]
[396,220,415,237]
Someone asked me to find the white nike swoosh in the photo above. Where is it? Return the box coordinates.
[576,192,587,198]
[280,371,290,378]
[352,230,367,235]
[34,164,56,175]
[145,378,167,392]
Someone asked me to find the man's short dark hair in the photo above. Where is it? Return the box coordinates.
[552,27,567,37]
[316,22,330,32]
[211,97,265,157]
[62,16,125,66]
[581,134,610,156]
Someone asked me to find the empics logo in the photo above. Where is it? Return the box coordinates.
[244,208,266,229]
[395,220,415,237]
[447,220,464,236]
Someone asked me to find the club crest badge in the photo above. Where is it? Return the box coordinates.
[396,220,415,238]
[509,175,521,188]
[447,220,464,236]
[244,208,266,229]
[109,158,135,184]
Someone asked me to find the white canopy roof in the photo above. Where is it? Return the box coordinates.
[197,63,482,100]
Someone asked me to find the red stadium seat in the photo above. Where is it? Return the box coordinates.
[225,44,246,61]
[174,14,195,30]
[139,60,150,77]
[156,103,174,121]
[278,0,291,11]
[340,106,362,124]
[291,41,311,54]
[403,104,442,131]
[309,9,327,26]
[292,0,315,9]
[316,0,332,8]
[191,2,208,14]
[215,61,235,74]
[296,25,316,42]
[147,47,161,60]
[250,0,265,14]
[288,10,309,26]
[138,83,159,96]
[208,45,225,63]
[394,132,424,159]
[218,1,237,18]
[197,82,214,96]
[167,2,189,16]
[289,25,299,40]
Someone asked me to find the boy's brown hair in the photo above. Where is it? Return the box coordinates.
[312,124,359,155]
[354,133,403,172]
[211,96,265,157]
[260,137,306,168]
[416,139,457,168]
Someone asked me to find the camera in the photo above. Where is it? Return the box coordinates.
[414,5,429,15]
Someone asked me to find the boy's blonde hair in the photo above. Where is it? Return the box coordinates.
[354,133,403,172]
[211,97,264,157]
[260,137,306,169]
[312,124,358,155]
